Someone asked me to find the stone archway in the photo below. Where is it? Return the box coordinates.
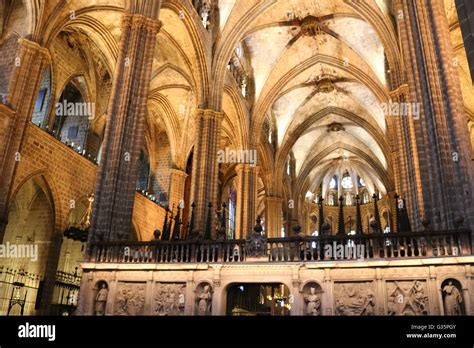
[226,283,291,316]
[1,175,55,315]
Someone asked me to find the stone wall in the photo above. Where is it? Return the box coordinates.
[150,132,172,204]
[132,193,168,241]
[10,124,165,236]
[0,34,20,101]
[77,256,474,316]
[12,123,98,232]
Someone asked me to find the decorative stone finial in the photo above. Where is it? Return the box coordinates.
[254,216,263,234]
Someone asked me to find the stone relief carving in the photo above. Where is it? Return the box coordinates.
[94,282,108,316]
[114,283,146,316]
[387,280,429,316]
[196,284,212,316]
[245,217,267,258]
[154,283,186,316]
[442,280,464,315]
[334,282,375,316]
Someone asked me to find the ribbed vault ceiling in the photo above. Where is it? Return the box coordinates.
[25,0,396,194]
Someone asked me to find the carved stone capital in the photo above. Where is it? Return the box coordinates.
[121,13,162,34]
[170,168,188,180]
[235,163,260,174]
[194,109,224,123]
[389,84,409,101]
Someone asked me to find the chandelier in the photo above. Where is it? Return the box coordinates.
[63,194,94,243]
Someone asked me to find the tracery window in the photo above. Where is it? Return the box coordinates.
[341,176,353,189]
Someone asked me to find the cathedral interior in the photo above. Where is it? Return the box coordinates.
[0,0,473,317]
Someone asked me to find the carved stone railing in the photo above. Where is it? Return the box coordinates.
[87,229,471,264]
[89,239,247,264]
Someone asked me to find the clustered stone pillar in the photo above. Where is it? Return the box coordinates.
[87,1,162,248]
[265,197,283,238]
[387,85,421,227]
[394,0,474,232]
[189,109,223,235]
[0,39,50,241]
[38,231,63,315]
[235,164,259,239]
[169,169,188,209]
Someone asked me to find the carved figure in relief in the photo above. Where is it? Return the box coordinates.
[94,283,108,316]
[328,193,334,206]
[155,283,186,316]
[442,281,463,315]
[304,287,321,316]
[360,291,375,316]
[197,285,212,316]
[334,283,374,316]
[345,192,352,206]
[115,284,146,316]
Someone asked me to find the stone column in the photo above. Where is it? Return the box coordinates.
[76,272,94,315]
[464,264,473,315]
[105,274,118,316]
[189,109,223,235]
[395,0,474,232]
[429,0,474,234]
[387,85,420,227]
[211,284,225,315]
[290,266,301,316]
[185,271,194,315]
[144,271,154,315]
[323,268,332,316]
[0,39,50,240]
[38,231,63,315]
[169,169,188,209]
[428,266,440,314]
[87,1,162,247]
[375,268,385,315]
[234,164,259,239]
[291,281,301,316]
[212,265,222,315]
[265,197,283,238]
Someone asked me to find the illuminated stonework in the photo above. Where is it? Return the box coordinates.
[0,0,472,317]
[300,16,325,37]
[327,122,345,132]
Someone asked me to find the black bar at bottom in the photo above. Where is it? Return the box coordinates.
[0,316,473,346]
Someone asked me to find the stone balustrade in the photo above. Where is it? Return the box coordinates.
[87,229,471,264]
